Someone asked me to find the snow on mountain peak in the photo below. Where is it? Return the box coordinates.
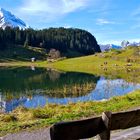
[121,40,140,47]
[100,44,122,52]
[0,8,28,29]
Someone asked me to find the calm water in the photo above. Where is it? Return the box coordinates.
[0,67,140,112]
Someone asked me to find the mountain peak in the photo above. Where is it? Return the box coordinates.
[0,8,28,29]
[100,44,122,52]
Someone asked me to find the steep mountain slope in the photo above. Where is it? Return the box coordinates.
[0,8,27,29]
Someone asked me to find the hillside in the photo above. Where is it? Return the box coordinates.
[102,46,140,63]
[53,46,140,67]
[0,45,47,62]
[0,27,101,59]
[49,46,140,83]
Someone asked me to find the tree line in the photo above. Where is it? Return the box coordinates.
[0,27,101,57]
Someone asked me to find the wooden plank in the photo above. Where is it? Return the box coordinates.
[111,109,140,130]
[98,112,112,140]
[50,116,106,140]
[111,126,140,140]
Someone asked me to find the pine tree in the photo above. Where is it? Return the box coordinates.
[24,37,28,48]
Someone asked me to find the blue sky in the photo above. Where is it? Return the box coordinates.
[0,0,140,45]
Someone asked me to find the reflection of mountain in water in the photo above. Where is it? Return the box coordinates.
[40,77,140,104]
[0,69,140,112]
[0,67,100,112]
[87,77,140,100]
[0,96,27,113]
[0,67,99,98]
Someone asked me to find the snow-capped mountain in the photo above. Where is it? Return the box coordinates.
[100,40,140,52]
[100,44,122,52]
[0,8,28,29]
[121,40,140,47]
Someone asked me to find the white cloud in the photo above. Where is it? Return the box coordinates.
[20,0,90,15]
[96,18,115,25]
[16,0,91,25]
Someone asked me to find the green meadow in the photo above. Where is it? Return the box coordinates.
[0,47,140,136]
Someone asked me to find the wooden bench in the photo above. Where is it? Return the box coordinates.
[50,109,140,140]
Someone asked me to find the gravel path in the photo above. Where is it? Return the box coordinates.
[0,128,51,140]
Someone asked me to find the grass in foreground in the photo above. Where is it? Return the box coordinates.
[0,90,140,136]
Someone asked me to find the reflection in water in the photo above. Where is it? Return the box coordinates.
[31,66,35,71]
[0,67,140,112]
[48,70,61,81]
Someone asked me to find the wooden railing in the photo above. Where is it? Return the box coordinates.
[50,109,140,140]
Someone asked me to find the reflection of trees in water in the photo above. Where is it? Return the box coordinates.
[0,67,100,100]
[42,82,96,98]
[48,70,60,82]
[2,90,34,102]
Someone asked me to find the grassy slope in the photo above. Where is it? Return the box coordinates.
[1,46,140,70]
[0,45,47,62]
[0,90,140,136]
[45,47,140,83]
[52,47,140,73]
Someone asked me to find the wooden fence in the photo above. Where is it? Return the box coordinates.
[50,109,140,140]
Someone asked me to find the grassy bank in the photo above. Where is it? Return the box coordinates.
[0,90,140,136]
[51,56,140,83]
[1,47,140,84]
[43,47,138,84]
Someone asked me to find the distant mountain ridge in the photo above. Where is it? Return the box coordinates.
[121,40,140,47]
[0,8,28,29]
[100,40,140,52]
[100,44,122,52]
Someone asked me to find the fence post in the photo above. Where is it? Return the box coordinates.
[97,111,112,140]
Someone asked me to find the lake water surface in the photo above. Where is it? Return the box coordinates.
[0,67,140,112]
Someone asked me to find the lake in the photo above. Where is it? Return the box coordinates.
[0,67,140,112]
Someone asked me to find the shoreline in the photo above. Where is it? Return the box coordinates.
[0,90,140,136]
